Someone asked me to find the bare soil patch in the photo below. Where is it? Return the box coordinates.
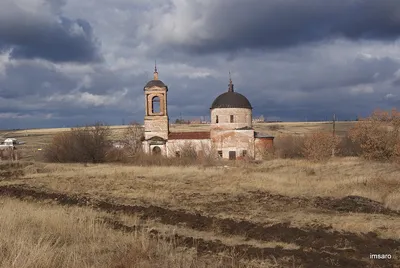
[102,217,366,268]
[314,195,400,215]
[0,184,398,268]
[183,190,400,218]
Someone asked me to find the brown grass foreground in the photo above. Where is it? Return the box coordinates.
[2,158,400,234]
[0,197,264,268]
[1,158,400,267]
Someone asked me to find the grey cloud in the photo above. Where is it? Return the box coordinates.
[0,63,75,99]
[3,0,400,129]
[280,56,400,93]
[159,0,400,54]
[46,0,67,14]
[0,1,101,63]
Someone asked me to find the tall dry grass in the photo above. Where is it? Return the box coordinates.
[0,198,261,268]
[1,159,399,241]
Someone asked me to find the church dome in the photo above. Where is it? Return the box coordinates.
[210,78,252,109]
[144,80,166,88]
[143,65,168,90]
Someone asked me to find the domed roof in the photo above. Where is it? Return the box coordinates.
[210,79,252,109]
[143,65,168,90]
[144,80,167,88]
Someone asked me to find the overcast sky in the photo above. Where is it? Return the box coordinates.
[1,0,400,129]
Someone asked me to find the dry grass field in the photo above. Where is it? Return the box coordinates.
[0,197,246,268]
[1,158,399,267]
[1,121,399,267]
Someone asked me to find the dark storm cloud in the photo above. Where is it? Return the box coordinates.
[0,62,75,99]
[0,54,148,129]
[2,0,400,129]
[0,1,101,63]
[168,0,400,54]
[267,55,400,93]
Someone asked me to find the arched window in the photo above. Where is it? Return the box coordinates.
[152,146,161,155]
[230,115,234,123]
[152,96,160,113]
[216,115,219,123]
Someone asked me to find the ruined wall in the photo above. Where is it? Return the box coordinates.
[254,137,274,160]
[166,139,212,157]
[210,108,252,130]
[210,129,255,159]
[144,116,169,140]
[142,140,168,156]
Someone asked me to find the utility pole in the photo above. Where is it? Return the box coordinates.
[332,113,336,157]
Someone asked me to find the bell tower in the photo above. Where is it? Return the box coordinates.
[143,64,169,141]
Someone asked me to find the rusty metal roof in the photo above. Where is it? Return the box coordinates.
[168,131,210,140]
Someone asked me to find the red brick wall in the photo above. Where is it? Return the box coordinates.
[255,137,274,149]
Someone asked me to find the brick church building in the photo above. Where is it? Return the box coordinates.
[142,67,274,160]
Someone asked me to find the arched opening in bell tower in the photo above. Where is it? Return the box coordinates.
[152,96,160,113]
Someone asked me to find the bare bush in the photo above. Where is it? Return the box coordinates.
[122,122,144,157]
[349,108,400,162]
[0,148,20,161]
[273,132,340,161]
[302,132,340,161]
[105,147,128,163]
[337,134,362,157]
[255,144,275,160]
[44,123,112,163]
[179,143,198,159]
[171,141,217,166]
[274,135,305,159]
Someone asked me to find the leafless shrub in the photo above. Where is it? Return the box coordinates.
[274,135,305,159]
[273,132,340,161]
[255,145,275,160]
[176,142,218,166]
[302,132,341,161]
[105,147,129,163]
[44,123,112,163]
[337,134,362,157]
[122,122,144,157]
[0,148,20,161]
[349,108,400,162]
[178,143,197,160]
